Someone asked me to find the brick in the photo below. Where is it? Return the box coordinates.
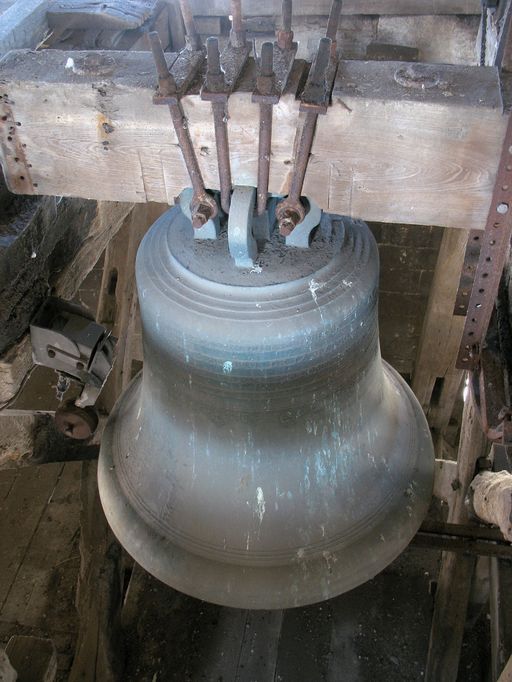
[378,244,439,272]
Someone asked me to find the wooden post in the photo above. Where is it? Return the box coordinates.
[412,227,468,444]
[425,387,488,682]
[96,202,167,410]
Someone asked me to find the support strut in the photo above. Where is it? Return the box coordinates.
[148,32,217,228]
[276,37,334,236]
[253,42,279,216]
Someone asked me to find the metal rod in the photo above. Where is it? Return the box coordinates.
[276,38,330,235]
[287,112,316,206]
[212,102,231,214]
[257,103,273,216]
[149,32,215,227]
[206,34,221,75]
[230,0,246,47]
[282,0,292,32]
[277,0,294,50]
[179,0,202,51]
[254,42,278,216]
[311,35,331,88]
[167,105,206,201]
[148,31,176,97]
[206,37,232,214]
[326,0,342,55]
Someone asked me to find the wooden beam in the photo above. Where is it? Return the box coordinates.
[185,0,482,16]
[0,50,505,230]
[425,389,488,682]
[412,228,468,434]
[0,0,49,54]
[96,202,166,410]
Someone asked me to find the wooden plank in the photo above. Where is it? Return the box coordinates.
[236,609,283,681]
[0,0,49,54]
[490,557,512,680]
[0,469,18,500]
[193,608,247,680]
[68,461,124,682]
[186,0,482,15]
[0,50,505,231]
[0,463,63,611]
[5,635,57,682]
[425,390,488,682]
[0,462,81,629]
[412,228,468,428]
[47,0,159,31]
[96,202,166,410]
[274,602,333,680]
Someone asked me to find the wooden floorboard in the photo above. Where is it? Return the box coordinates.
[236,609,283,682]
[0,463,63,609]
[275,601,334,681]
[0,462,81,682]
[0,462,81,628]
[0,469,18,501]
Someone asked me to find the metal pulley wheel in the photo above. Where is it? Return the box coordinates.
[55,401,99,440]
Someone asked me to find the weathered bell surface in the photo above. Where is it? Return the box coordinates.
[98,202,434,609]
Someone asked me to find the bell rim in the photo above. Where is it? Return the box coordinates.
[98,361,434,610]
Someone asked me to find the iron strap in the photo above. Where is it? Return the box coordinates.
[455,111,512,369]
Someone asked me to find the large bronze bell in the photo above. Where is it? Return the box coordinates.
[98,194,434,609]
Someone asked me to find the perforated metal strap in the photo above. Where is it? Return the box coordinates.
[455,112,512,368]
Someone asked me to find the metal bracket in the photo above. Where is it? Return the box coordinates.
[30,297,116,409]
[228,185,258,269]
[285,197,322,248]
[455,110,512,369]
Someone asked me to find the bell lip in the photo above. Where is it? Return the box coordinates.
[98,362,434,610]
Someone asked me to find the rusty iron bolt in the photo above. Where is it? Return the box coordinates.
[276,201,306,236]
[191,205,213,228]
[191,195,218,228]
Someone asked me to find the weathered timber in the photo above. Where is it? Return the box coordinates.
[491,557,512,680]
[425,390,489,682]
[185,0,481,15]
[0,0,48,55]
[0,195,99,356]
[5,635,57,681]
[69,460,124,682]
[412,228,467,435]
[47,0,160,31]
[0,50,505,230]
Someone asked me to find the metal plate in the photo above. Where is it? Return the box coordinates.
[456,113,512,368]
[453,228,482,316]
